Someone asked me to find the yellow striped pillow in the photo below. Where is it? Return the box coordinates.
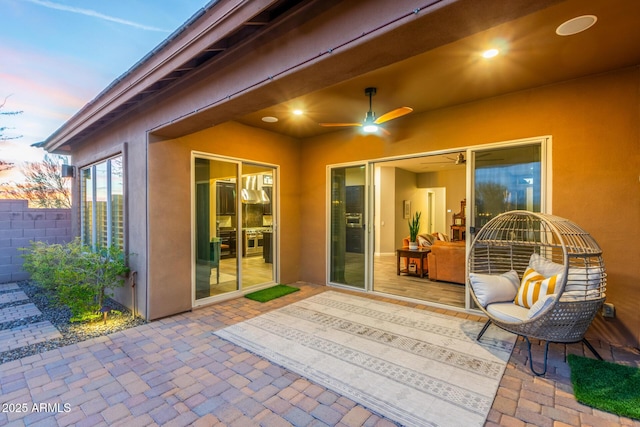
[514,267,560,308]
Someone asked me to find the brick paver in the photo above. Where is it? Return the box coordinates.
[0,283,20,292]
[0,321,62,352]
[0,291,28,305]
[0,303,42,323]
[0,282,638,426]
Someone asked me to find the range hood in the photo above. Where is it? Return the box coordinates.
[241,175,270,204]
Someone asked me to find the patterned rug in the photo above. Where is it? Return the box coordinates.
[215,291,516,427]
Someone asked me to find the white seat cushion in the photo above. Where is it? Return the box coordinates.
[486,302,530,323]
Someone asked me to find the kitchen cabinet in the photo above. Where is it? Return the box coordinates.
[346,227,364,253]
[218,229,236,259]
[263,231,272,263]
[262,186,272,215]
[346,185,364,213]
[216,182,236,215]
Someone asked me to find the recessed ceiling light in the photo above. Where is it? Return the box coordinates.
[482,48,499,58]
[292,109,304,116]
[261,116,278,123]
[556,15,597,36]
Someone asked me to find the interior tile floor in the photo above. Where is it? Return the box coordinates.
[196,255,274,299]
[1,282,638,426]
[373,254,465,308]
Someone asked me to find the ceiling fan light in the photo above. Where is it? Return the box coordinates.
[482,48,499,58]
[363,124,378,133]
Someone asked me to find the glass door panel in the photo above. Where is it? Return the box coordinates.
[330,165,366,288]
[467,141,545,309]
[472,144,542,231]
[194,157,239,300]
[240,163,275,290]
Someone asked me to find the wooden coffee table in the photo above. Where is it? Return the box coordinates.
[396,247,431,278]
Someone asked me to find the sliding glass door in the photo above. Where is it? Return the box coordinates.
[329,164,367,289]
[466,139,548,308]
[193,154,277,304]
[194,157,239,301]
[470,142,544,232]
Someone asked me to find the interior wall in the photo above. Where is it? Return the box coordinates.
[298,66,640,347]
[375,166,396,255]
[418,168,466,234]
[394,168,429,246]
[147,121,300,320]
[425,187,447,234]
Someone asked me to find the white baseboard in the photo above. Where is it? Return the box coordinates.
[374,252,396,257]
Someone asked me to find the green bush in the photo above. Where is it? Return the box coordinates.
[21,241,66,292]
[22,238,130,322]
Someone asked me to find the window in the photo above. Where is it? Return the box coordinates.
[80,155,124,250]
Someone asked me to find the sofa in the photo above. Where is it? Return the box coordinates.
[427,240,466,284]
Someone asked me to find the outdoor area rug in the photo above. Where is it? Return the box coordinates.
[215,291,516,427]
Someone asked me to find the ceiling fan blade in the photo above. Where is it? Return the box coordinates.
[374,107,413,124]
[319,122,363,127]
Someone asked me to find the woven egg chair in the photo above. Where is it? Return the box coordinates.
[467,211,606,375]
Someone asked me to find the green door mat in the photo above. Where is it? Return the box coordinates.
[245,285,300,303]
[568,354,640,420]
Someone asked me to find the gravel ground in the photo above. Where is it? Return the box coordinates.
[0,282,146,364]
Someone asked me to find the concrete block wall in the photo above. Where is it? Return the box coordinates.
[0,200,72,283]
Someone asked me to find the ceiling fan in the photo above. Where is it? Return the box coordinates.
[421,152,466,165]
[319,87,413,134]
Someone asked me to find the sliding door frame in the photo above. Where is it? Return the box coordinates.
[191,151,280,307]
[325,136,552,313]
[464,135,552,309]
[326,161,371,291]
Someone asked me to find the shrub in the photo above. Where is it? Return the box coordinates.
[21,241,66,292]
[21,238,130,322]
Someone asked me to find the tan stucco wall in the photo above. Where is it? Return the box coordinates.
[298,67,640,347]
[146,121,300,320]
[69,65,639,347]
[68,113,149,318]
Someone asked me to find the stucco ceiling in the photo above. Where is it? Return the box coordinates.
[234,0,640,139]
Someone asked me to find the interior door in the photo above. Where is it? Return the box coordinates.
[329,164,367,289]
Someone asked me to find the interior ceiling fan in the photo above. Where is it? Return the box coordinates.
[421,152,467,165]
[319,87,413,134]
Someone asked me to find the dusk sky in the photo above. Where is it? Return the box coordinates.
[1,0,208,181]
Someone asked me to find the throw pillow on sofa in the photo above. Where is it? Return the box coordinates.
[417,233,436,247]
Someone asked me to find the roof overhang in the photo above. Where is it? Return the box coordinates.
[43,0,640,150]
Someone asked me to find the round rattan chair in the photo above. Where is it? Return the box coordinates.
[468,211,606,375]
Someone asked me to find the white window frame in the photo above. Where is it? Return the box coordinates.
[80,154,124,250]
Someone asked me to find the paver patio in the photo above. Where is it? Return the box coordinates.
[0,282,639,426]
